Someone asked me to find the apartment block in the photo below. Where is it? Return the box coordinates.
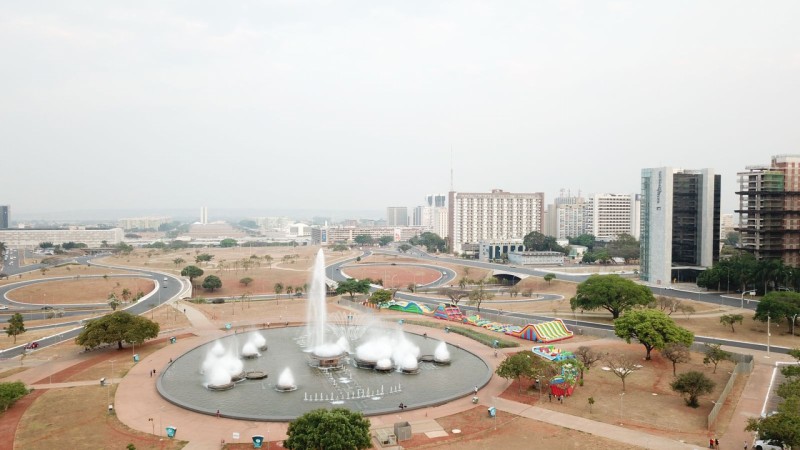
[448,189,544,254]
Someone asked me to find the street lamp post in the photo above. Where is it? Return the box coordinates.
[148,418,154,435]
[792,313,798,337]
[619,392,625,425]
[767,314,771,358]
[741,290,756,310]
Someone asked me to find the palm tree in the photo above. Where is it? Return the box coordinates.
[286,286,294,296]
[274,282,284,298]
[121,288,132,302]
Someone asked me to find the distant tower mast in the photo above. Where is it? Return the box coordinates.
[450,146,454,192]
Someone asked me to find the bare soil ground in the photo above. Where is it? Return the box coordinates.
[498,339,736,446]
[0,264,138,287]
[6,305,193,450]
[7,277,155,305]
[343,265,443,289]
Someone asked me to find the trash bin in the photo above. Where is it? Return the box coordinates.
[252,435,264,448]
[445,327,450,333]
[488,406,496,417]
[170,337,177,344]
[133,354,139,362]
[397,319,404,325]
[472,396,479,404]
[492,340,499,349]
[166,426,177,438]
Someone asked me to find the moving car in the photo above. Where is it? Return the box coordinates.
[25,342,39,350]
[40,306,54,310]
[0,305,8,310]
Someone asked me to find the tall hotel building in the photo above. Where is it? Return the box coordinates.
[640,168,720,286]
[736,155,800,266]
[448,189,544,254]
[587,193,641,241]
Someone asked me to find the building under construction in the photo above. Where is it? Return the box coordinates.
[736,155,800,267]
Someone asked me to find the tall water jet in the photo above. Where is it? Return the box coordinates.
[434,341,451,365]
[306,249,345,367]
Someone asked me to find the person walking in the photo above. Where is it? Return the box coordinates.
[744,441,748,450]
[709,438,714,448]
[715,438,719,449]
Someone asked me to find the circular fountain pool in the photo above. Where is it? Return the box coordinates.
[157,327,491,421]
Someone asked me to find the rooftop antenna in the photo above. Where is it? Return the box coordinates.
[450,146,454,192]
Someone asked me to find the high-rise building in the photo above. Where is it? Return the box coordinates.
[587,193,641,241]
[118,216,172,231]
[0,205,9,229]
[736,155,800,266]
[412,206,431,227]
[448,189,545,254]
[386,207,408,227]
[546,199,588,239]
[426,194,446,208]
[200,206,208,225]
[640,168,720,286]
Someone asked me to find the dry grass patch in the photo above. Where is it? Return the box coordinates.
[15,385,186,450]
[7,277,155,305]
[499,340,735,447]
[342,265,442,289]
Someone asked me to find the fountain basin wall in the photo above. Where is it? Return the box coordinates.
[157,327,492,421]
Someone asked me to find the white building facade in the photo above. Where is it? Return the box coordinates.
[0,228,125,248]
[587,193,641,241]
[448,189,545,254]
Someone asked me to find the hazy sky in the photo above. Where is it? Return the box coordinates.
[2,1,799,218]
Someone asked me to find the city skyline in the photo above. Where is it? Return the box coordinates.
[2,2,799,216]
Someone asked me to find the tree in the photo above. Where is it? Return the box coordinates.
[410,232,447,253]
[614,309,694,360]
[702,344,732,374]
[468,281,494,312]
[523,231,565,252]
[331,244,349,253]
[195,253,214,265]
[75,311,160,350]
[719,314,744,332]
[172,257,185,268]
[543,273,556,285]
[496,351,538,392]
[202,275,222,292]
[605,233,640,261]
[108,293,121,311]
[746,396,800,449]
[662,342,691,376]
[568,234,596,250]
[573,346,603,382]
[6,313,25,344]
[438,287,469,306]
[181,265,204,284]
[284,408,371,450]
[605,354,642,392]
[121,288,132,302]
[353,234,374,246]
[239,277,254,287]
[369,289,393,305]
[0,381,29,412]
[571,275,655,319]
[671,371,715,408]
[378,236,394,246]
[219,238,238,248]
[274,282,284,298]
[398,244,412,253]
[754,291,800,329]
[335,279,372,299]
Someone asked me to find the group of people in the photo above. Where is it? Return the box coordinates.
[709,438,719,449]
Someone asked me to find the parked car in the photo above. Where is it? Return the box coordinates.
[755,438,785,450]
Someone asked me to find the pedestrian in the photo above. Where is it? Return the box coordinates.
[559,395,564,404]
[150,371,152,378]
[715,438,719,449]
[548,393,553,402]
[474,385,478,394]
[169,358,172,363]
[709,438,714,448]
[183,308,186,314]
[744,441,748,450]
[216,409,220,418]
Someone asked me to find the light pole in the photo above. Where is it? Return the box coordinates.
[110,360,115,385]
[741,290,756,310]
[766,314,771,358]
[148,418,154,435]
[792,313,798,337]
[619,392,625,425]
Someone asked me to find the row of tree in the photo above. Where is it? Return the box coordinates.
[746,348,800,448]
[697,252,800,294]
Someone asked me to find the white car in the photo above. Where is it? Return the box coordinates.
[754,439,784,450]
[0,305,8,310]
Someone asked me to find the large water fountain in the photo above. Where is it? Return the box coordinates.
[157,249,491,420]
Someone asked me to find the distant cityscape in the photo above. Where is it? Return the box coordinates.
[2,154,799,287]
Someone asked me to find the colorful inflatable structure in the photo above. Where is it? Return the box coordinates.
[433,303,465,322]
[382,301,433,315]
[549,362,579,398]
[465,315,522,334]
[532,345,574,362]
[505,319,574,343]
